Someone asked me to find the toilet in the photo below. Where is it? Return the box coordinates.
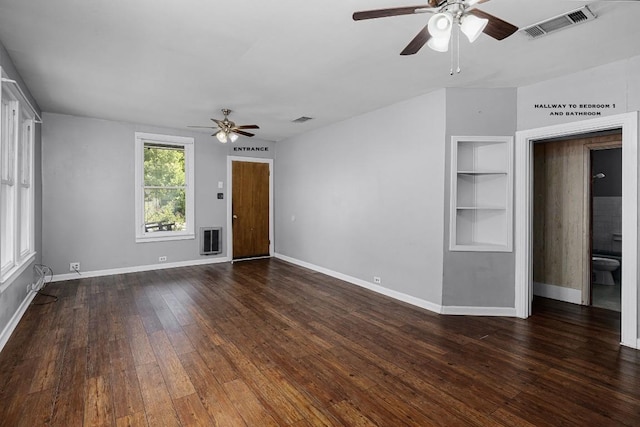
[592,256,620,286]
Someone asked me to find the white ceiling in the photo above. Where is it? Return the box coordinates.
[1,0,640,141]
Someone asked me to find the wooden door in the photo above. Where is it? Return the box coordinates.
[232,161,270,259]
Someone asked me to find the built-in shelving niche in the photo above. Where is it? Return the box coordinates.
[450,136,513,252]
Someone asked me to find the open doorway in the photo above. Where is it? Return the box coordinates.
[531,132,621,310]
[515,112,639,349]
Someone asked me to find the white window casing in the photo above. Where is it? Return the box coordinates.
[134,132,195,243]
[0,68,37,289]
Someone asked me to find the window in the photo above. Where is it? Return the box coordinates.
[135,132,195,242]
[0,71,36,286]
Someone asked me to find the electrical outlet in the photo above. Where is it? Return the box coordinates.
[70,262,80,272]
[159,256,167,262]
[373,276,381,284]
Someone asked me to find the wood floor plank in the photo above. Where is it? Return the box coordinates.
[110,366,145,420]
[115,411,148,427]
[1,258,639,426]
[223,378,280,427]
[83,375,114,427]
[148,329,196,399]
[178,351,246,426]
[172,392,215,426]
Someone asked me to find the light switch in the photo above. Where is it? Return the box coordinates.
[218,181,224,189]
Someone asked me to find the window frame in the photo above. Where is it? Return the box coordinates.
[134,132,195,243]
[0,70,36,288]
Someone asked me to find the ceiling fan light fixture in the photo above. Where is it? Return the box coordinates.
[427,36,450,52]
[428,12,453,39]
[216,130,228,143]
[229,132,239,143]
[460,14,488,43]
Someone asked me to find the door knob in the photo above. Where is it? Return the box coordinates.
[233,214,238,219]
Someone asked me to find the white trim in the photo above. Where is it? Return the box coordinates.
[51,256,230,282]
[515,112,638,349]
[0,289,36,353]
[449,135,514,252]
[533,282,582,305]
[275,253,444,314]
[440,306,517,317]
[0,252,35,292]
[0,77,41,123]
[227,156,274,260]
[275,253,518,316]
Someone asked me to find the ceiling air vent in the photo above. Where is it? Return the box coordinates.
[521,6,596,39]
[292,116,313,123]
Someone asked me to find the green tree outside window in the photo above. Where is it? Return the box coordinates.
[143,144,186,232]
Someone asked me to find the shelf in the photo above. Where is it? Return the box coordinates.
[450,136,513,252]
[456,206,506,210]
[457,170,508,175]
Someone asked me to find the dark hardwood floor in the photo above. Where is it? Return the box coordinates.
[0,258,639,426]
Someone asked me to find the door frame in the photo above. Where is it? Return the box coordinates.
[226,156,274,260]
[515,112,638,349]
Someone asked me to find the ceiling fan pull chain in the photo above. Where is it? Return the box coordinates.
[456,24,461,74]
[450,35,454,75]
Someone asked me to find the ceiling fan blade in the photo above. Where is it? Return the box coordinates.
[353,5,432,21]
[400,24,431,55]
[234,124,260,130]
[233,130,255,137]
[187,125,217,129]
[211,118,224,126]
[468,9,518,40]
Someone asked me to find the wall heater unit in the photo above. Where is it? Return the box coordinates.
[201,227,222,255]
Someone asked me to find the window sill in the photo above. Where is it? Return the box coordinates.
[135,232,195,244]
[0,252,36,293]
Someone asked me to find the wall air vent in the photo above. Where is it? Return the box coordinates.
[201,227,222,255]
[292,116,313,123]
[521,6,596,39]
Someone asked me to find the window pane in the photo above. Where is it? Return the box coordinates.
[144,144,185,187]
[1,96,15,183]
[1,183,14,270]
[20,120,31,186]
[19,186,29,255]
[144,188,186,232]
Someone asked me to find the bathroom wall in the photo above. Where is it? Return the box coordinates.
[592,148,622,256]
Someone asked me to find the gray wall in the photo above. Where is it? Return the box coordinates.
[275,90,447,304]
[41,112,274,275]
[442,88,518,307]
[0,40,42,339]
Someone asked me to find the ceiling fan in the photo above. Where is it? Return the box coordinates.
[188,109,259,143]
[352,0,518,55]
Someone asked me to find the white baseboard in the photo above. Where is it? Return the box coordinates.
[441,306,517,316]
[275,253,517,317]
[533,281,582,305]
[52,256,231,282]
[274,253,443,314]
[0,290,36,353]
